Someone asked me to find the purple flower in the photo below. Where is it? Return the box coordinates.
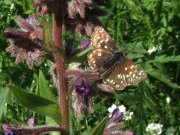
[80,39,91,50]
[7,131,16,135]
[75,80,91,96]
[110,108,123,122]
[4,15,45,69]
[27,117,35,127]
[2,124,12,133]
[2,124,16,135]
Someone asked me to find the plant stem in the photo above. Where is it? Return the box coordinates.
[53,1,69,135]
[13,126,64,135]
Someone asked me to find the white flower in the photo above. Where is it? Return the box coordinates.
[108,104,117,113]
[148,46,157,54]
[118,105,126,113]
[146,123,163,135]
[124,111,133,120]
[108,104,117,117]
[166,97,171,104]
[108,104,127,118]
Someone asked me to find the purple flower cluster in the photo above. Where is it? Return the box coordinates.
[103,108,135,135]
[4,15,45,69]
[2,117,35,135]
[32,0,107,35]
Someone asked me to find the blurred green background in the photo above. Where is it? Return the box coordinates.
[0,0,179,134]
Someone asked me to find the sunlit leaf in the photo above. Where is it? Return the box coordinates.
[38,70,57,103]
[0,87,12,118]
[8,85,60,123]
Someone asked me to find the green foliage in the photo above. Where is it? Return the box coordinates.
[8,85,59,123]
[0,0,179,134]
[0,88,12,118]
[37,70,57,102]
[90,117,108,135]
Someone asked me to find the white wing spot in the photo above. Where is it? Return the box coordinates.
[125,67,128,71]
[98,53,102,56]
[110,80,113,83]
[100,40,103,43]
[104,45,108,49]
[130,65,135,69]
[105,37,109,42]
[117,74,122,78]
[106,79,110,82]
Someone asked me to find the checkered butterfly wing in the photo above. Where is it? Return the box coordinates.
[88,26,118,73]
[88,26,147,91]
[102,59,147,91]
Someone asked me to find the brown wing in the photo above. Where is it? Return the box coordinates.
[88,48,113,73]
[91,26,118,52]
[103,59,147,91]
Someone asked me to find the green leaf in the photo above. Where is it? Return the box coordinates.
[43,16,53,49]
[68,46,92,62]
[0,87,12,118]
[145,64,180,89]
[74,46,92,58]
[38,70,57,103]
[148,55,180,63]
[8,85,60,123]
[90,117,108,135]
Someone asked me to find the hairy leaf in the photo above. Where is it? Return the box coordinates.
[8,85,60,123]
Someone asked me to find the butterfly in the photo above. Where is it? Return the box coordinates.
[88,26,147,92]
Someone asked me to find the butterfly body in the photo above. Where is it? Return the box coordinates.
[88,26,147,91]
[103,49,128,70]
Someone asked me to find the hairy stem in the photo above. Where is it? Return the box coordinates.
[13,126,64,135]
[53,1,69,135]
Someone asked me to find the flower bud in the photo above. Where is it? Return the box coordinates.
[110,108,123,121]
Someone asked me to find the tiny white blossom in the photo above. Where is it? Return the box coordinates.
[108,104,117,113]
[148,46,157,54]
[124,111,133,120]
[146,123,163,135]
[32,80,35,84]
[118,105,126,113]
[166,97,171,104]
[108,104,128,118]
